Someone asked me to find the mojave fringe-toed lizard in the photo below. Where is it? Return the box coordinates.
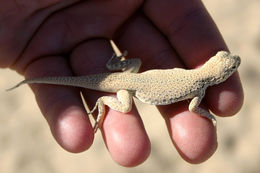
[7,51,241,132]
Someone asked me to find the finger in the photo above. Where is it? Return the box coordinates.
[0,0,79,67]
[114,14,216,163]
[70,39,150,167]
[143,0,244,116]
[12,0,141,73]
[23,55,94,153]
[162,102,217,164]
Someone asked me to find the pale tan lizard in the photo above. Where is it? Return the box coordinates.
[7,51,241,132]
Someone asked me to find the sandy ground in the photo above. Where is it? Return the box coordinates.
[1,0,260,172]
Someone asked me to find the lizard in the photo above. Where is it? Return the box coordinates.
[7,51,241,132]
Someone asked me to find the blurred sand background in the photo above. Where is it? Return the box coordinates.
[1,0,260,172]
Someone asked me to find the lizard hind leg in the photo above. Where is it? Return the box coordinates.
[106,51,142,73]
[91,90,133,132]
[189,96,217,126]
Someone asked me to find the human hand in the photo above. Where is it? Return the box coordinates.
[0,0,243,166]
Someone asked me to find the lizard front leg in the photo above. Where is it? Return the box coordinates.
[188,95,217,126]
[89,90,133,132]
[106,51,142,73]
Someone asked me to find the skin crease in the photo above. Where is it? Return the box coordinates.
[0,0,244,167]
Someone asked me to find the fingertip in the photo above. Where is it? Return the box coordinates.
[102,109,150,167]
[169,110,217,163]
[49,107,94,153]
[206,73,244,117]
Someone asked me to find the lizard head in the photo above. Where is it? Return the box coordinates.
[204,51,241,85]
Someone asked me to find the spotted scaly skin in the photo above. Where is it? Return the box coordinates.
[7,51,241,132]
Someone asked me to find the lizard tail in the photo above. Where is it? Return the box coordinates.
[6,75,110,92]
[6,76,85,91]
[6,80,26,91]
